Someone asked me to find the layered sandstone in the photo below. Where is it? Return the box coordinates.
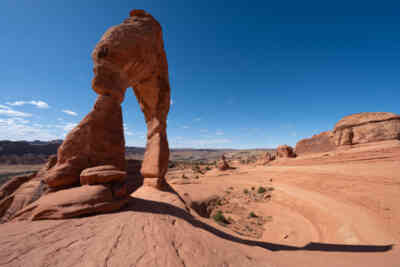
[333,112,400,145]
[295,131,336,155]
[296,112,400,155]
[43,95,125,189]
[92,9,171,188]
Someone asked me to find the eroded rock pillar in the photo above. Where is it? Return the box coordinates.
[133,73,170,189]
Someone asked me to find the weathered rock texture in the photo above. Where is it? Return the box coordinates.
[295,131,336,155]
[276,145,296,158]
[14,185,128,221]
[44,95,125,189]
[0,173,45,223]
[333,112,400,145]
[80,165,126,185]
[91,9,171,188]
[295,112,400,155]
[6,10,172,222]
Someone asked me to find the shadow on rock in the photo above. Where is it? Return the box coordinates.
[122,196,393,253]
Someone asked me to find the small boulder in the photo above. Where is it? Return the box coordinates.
[80,165,126,185]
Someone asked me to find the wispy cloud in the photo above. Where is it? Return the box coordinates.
[170,137,231,148]
[193,117,201,122]
[215,130,224,136]
[0,118,60,140]
[6,100,50,109]
[62,122,77,131]
[62,110,78,116]
[0,105,32,117]
[181,125,190,129]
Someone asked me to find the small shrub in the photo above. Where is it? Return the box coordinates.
[257,186,266,194]
[213,211,229,225]
[243,188,249,194]
[268,187,274,191]
[251,186,255,190]
[249,211,257,218]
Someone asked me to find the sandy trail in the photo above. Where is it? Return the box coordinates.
[173,141,400,266]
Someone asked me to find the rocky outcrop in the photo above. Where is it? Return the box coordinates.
[333,112,400,145]
[256,152,275,165]
[295,131,336,155]
[276,145,296,158]
[0,173,44,222]
[14,185,128,221]
[43,95,125,189]
[217,155,232,170]
[295,112,400,155]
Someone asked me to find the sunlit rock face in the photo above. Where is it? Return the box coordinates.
[4,10,173,222]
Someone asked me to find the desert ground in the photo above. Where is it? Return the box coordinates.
[1,140,399,266]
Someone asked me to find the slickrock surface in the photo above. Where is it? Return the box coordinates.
[0,174,43,222]
[13,185,128,221]
[0,188,271,267]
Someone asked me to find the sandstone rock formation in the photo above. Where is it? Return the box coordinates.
[295,112,400,155]
[256,152,275,165]
[2,10,172,222]
[333,112,400,145]
[217,154,231,170]
[43,95,125,189]
[0,173,44,222]
[295,131,336,155]
[276,145,296,158]
[91,9,171,189]
[80,165,126,185]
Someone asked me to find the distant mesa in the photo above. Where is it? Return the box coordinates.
[295,112,400,155]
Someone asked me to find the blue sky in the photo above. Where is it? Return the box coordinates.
[0,1,399,148]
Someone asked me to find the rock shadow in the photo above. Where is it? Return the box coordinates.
[122,196,393,253]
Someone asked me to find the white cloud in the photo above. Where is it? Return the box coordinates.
[170,137,231,148]
[62,122,77,131]
[216,130,224,136]
[6,100,50,109]
[0,105,32,117]
[125,131,133,136]
[62,110,78,116]
[0,118,60,141]
[170,99,174,106]
[181,125,190,129]
[193,117,201,122]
